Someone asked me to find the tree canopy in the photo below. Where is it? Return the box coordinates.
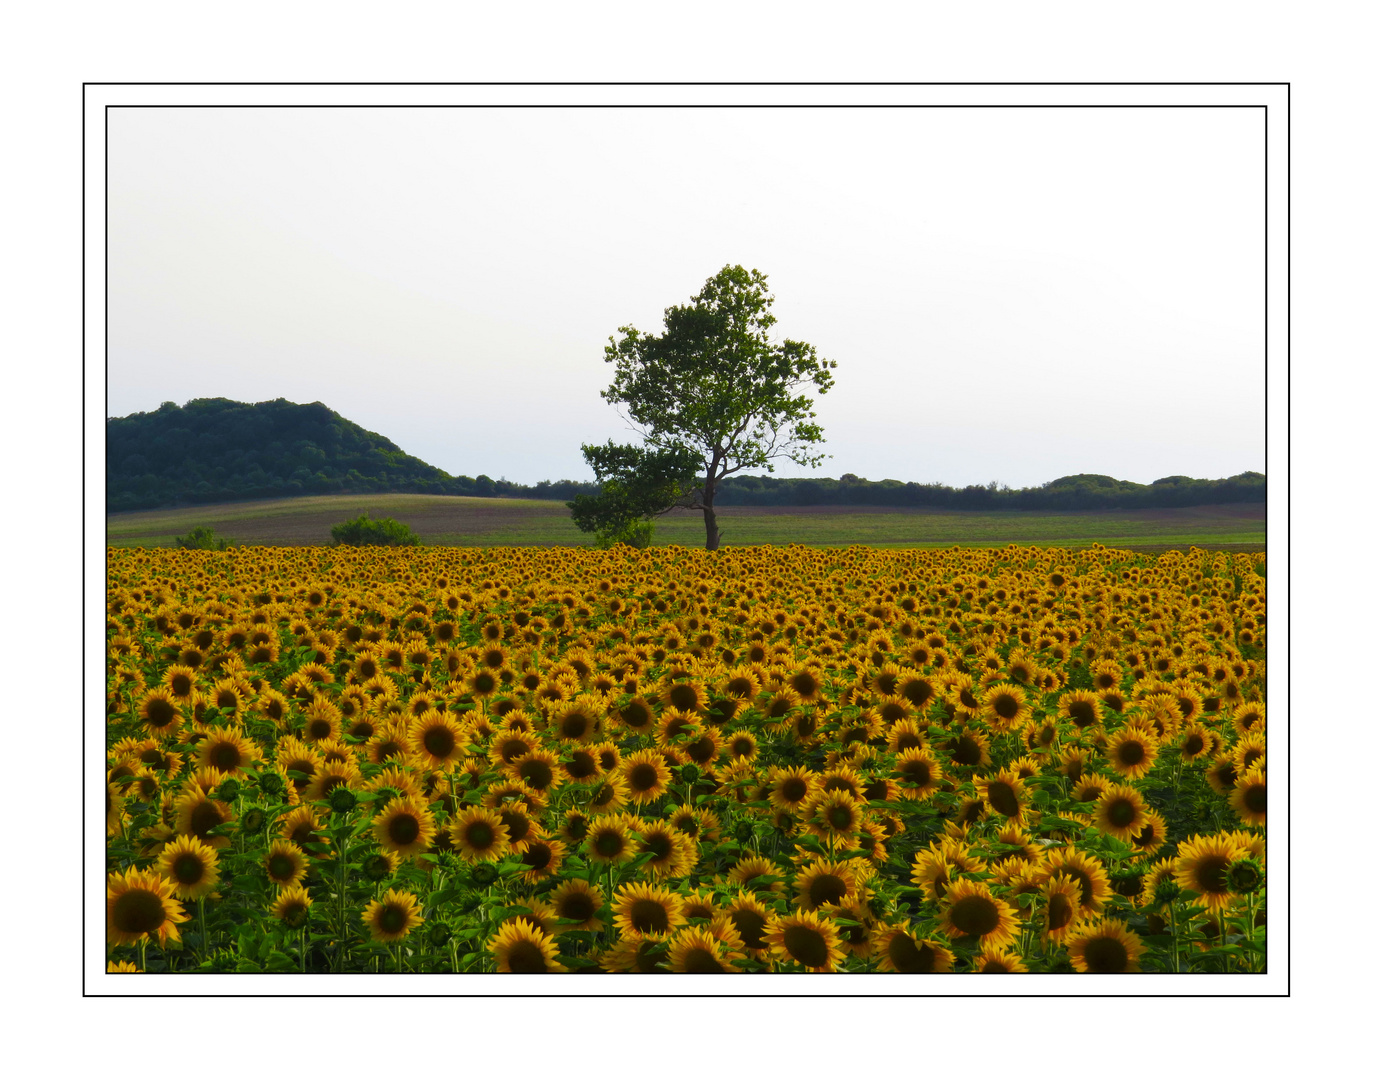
[586,265,836,549]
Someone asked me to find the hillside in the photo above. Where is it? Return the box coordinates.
[106,398,556,511]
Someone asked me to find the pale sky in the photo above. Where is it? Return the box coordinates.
[107,106,1265,488]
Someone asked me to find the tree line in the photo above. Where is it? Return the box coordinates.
[107,396,1264,516]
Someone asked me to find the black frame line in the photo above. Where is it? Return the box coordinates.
[87,82,1288,999]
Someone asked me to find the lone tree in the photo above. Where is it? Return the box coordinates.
[578,264,836,550]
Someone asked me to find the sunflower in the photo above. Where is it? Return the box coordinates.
[1178,723,1218,762]
[302,759,362,805]
[548,697,604,742]
[107,868,188,947]
[106,960,141,973]
[173,780,235,849]
[875,923,954,973]
[763,909,847,972]
[1092,783,1151,841]
[195,725,260,777]
[408,710,469,771]
[518,834,567,883]
[974,945,1029,973]
[793,857,868,910]
[767,766,818,812]
[1066,918,1145,973]
[610,694,657,736]
[975,768,1030,823]
[1230,767,1267,826]
[634,821,698,880]
[548,878,605,932]
[667,926,740,973]
[300,700,343,743]
[1057,689,1103,732]
[156,834,221,900]
[1105,725,1160,781]
[1041,873,1083,943]
[724,892,773,958]
[981,682,1031,733]
[263,838,309,888]
[1042,846,1113,917]
[137,688,183,737]
[505,748,563,796]
[277,804,330,856]
[584,774,629,816]
[584,813,638,866]
[938,878,1021,950]
[612,881,687,940]
[806,789,865,847]
[363,888,424,943]
[618,749,672,805]
[372,795,437,859]
[450,806,511,863]
[1131,817,1164,856]
[1175,833,1245,911]
[943,728,992,769]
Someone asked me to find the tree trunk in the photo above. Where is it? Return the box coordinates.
[702,463,721,550]
[703,502,720,551]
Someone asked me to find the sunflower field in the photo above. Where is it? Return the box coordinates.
[104,543,1267,975]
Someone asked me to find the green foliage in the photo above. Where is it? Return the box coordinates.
[329,513,421,547]
[175,525,230,550]
[599,265,837,548]
[567,440,698,547]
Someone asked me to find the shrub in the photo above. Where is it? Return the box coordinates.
[592,519,654,550]
[330,513,421,547]
[175,526,231,550]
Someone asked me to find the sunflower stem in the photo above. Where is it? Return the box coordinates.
[198,896,209,964]
[138,937,148,973]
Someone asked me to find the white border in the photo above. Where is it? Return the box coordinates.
[85,81,1288,997]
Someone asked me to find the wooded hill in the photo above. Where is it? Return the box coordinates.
[107,397,1265,513]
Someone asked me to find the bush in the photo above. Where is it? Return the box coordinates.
[591,519,654,550]
[175,526,231,550]
[330,513,421,547]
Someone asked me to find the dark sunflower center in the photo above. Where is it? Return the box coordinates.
[465,821,495,849]
[507,939,548,974]
[731,908,767,950]
[781,778,809,802]
[1067,701,1097,728]
[630,899,670,933]
[993,694,1019,720]
[644,835,671,860]
[1047,892,1074,931]
[146,698,176,727]
[523,843,553,871]
[112,889,165,934]
[888,933,936,973]
[621,702,651,729]
[902,679,934,706]
[171,673,192,696]
[1243,784,1266,813]
[172,854,204,885]
[951,736,982,766]
[500,813,530,844]
[379,906,406,933]
[809,873,846,907]
[388,813,421,846]
[949,894,1000,938]
[594,831,624,857]
[567,751,597,779]
[269,854,296,880]
[190,801,224,838]
[1106,799,1138,828]
[782,924,829,968]
[900,759,932,786]
[1117,741,1146,766]
[825,804,854,830]
[1082,935,1129,973]
[424,727,456,757]
[628,763,659,793]
[519,758,554,789]
[473,672,496,693]
[683,947,725,973]
[560,893,595,921]
[792,673,817,697]
[986,781,1020,817]
[1195,854,1231,894]
[209,743,241,771]
[669,685,699,710]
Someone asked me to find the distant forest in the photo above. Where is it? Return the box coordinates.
[107,398,1266,513]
